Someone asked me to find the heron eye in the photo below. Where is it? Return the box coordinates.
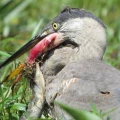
[52,22,58,30]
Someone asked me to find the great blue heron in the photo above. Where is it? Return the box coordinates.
[1,7,120,120]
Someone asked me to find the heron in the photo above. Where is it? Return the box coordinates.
[0,7,120,120]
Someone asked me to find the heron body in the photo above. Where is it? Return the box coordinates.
[40,8,120,119]
[1,7,120,120]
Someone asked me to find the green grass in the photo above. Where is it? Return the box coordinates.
[55,102,117,120]
[0,79,29,120]
[0,0,120,119]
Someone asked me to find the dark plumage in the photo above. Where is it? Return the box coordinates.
[55,7,106,28]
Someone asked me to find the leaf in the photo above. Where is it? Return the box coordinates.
[11,103,26,111]
[1,63,25,84]
[4,0,33,24]
[31,19,43,38]
[55,101,103,120]
[101,106,118,117]
[0,51,11,57]
[90,102,100,115]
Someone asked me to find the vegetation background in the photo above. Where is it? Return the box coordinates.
[0,0,120,119]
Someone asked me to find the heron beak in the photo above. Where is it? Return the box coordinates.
[0,31,55,69]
